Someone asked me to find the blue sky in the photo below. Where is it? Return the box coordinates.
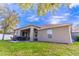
[5,3,79,28]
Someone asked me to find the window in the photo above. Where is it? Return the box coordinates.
[48,34,52,38]
[47,29,52,38]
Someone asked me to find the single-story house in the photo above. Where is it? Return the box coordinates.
[14,24,73,43]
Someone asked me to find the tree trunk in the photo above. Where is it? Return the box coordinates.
[2,28,6,40]
[2,32,5,40]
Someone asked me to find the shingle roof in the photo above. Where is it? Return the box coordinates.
[14,24,41,30]
[39,24,72,30]
[14,24,72,31]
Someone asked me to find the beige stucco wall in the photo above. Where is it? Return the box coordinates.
[38,26,72,43]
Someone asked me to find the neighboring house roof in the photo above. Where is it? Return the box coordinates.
[72,27,79,32]
[14,24,72,31]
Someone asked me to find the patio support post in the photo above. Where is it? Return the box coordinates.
[30,27,34,41]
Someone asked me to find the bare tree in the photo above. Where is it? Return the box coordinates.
[0,4,19,40]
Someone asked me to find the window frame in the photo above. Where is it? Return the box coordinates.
[47,29,53,38]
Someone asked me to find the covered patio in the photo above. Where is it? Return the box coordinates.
[13,27,38,41]
[20,28,30,41]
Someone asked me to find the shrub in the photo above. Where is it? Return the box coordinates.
[76,36,79,41]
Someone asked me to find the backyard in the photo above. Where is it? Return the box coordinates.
[0,40,79,56]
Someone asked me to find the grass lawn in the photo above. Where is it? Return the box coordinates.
[0,40,79,56]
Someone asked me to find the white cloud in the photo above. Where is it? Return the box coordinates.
[73,21,79,26]
[50,19,61,24]
[49,15,68,24]
[0,18,4,21]
[70,3,79,8]
[72,21,79,30]
[52,13,70,18]
[50,18,67,24]
[27,15,39,22]
[64,13,70,16]
[52,16,64,19]
[75,16,79,18]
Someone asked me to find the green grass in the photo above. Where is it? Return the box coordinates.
[0,40,79,56]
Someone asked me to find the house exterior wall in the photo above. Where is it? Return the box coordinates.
[30,27,34,41]
[38,26,72,43]
[14,25,72,43]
